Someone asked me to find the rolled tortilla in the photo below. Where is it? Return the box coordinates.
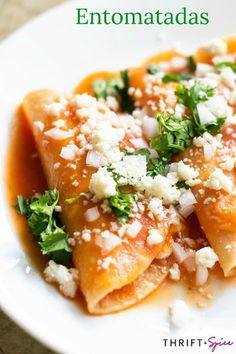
[179,125,236,277]
[22,90,179,314]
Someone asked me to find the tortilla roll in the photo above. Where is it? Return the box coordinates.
[22,90,180,314]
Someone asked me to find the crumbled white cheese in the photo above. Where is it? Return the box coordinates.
[174,161,199,182]
[220,158,235,171]
[81,229,91,242]
[91,123,125,152]
[44,127,74,140]
[34,121,45,132]
[44,261,79,298]
[204,168,233,193]
[112,155,147,183]
[169,263,181,281]
[212,54,234,65]
[126,220,143,238]
[139,175,181,204]
[97,256,116,270]
[45,102,65,116]
[60,143,80,161]
[89,167,117,200]
[95,231,122,253]
[195,247,219,268]
[169,300,190,328]
[71,93,97,108]
[146,229,163,246]
[84,207,100,222]
[203,38,227,56]
[148,198,165,220]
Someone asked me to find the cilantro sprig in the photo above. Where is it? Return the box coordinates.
[215,61,236,73]
[108,192,136,224]
[93,70,135,113]
[162,73,192,84]
[151,112,195,158]
[125,148,168,177]
[175,82,225,135]
[17,190,71,265]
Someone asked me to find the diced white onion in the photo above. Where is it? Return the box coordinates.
[84,207,100,222]
[129,138,148,149]
[197,104,216,125]
[86,150,104,168]
[178,190,197,218]
[195,265,209,286]
[142,117,158,139]
[204,143,216,161]
[182,253,196,273]
[172,243,188,264]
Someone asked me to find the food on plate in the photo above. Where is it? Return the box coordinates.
[10,35,236,314]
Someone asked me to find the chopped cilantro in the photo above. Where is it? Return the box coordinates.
[64,195,81,205]
[175,82,226,134]
[17,190,71,265]
[215,61,236,73]
[151,112,195,157]
[125,148,168,177]
[108,191,136,224]
[187,56,196,73]
[162,72,192,83]
[92,70,134,113]
[147,64,160,75]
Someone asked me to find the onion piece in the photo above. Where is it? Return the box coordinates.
[86,150,104,168]
[84,207,100,222]
[129,138,148,149]
[172,243,188,264]
[196,265,209,286]
[142,117,158,139]
[182,252,196,273]
[178,190,197,218]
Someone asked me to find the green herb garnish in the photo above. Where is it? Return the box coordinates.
[215,61,236,73]
[147,64,160,75]
[125,148,168,177]
[151,112,195,157]
[187,56,196,73]
[162,72,192,83]
[175,82,226,134]
[108,191,136,224]
[93,70,134,113]
[17,190,71,265]
[64,195,81,205]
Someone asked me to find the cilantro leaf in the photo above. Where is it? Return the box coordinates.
[108,192,136,224]
[92,70,135,113]
[162,73,192,83]
[124,148,168,177]
[151,112,195,157]
[215,62,236,73]
[187,56,196,73]
[175,82,225,134]
[147,64,160,75]
[17,190,71,265]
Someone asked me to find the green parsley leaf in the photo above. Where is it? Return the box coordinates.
[92,70,135,114]
[108,192,136,224]
[162,72,192,83]
[215,62,236,73]
[17,190,71,265]
[147,64,160,75]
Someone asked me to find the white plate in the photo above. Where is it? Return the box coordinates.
[0,1,236,353]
